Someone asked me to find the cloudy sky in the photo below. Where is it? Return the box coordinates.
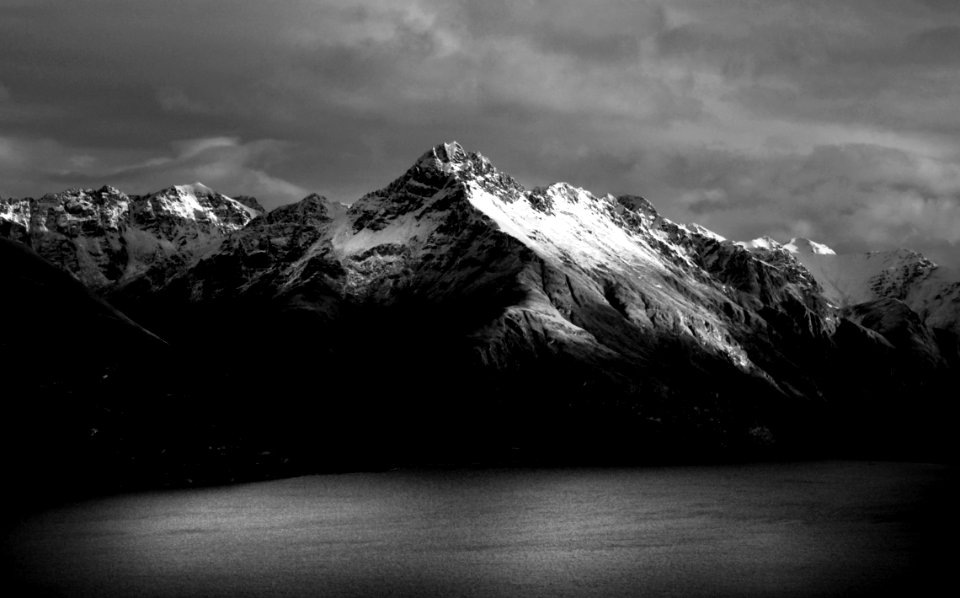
[2,0,959,265]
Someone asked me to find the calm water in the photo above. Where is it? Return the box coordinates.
[4,462,955,597]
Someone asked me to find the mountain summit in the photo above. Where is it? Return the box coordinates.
[783,237,836,256]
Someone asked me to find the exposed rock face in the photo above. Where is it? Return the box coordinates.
[107,141,960,462]
[128,144,787,372]
[0,183,262,290]
[4,141,958,482]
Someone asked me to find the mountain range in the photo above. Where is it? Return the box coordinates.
[2,141,957,499]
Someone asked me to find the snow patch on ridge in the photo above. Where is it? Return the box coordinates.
[167,185,217,222]
[334,200,438,256]
[0,198,32,228]
[466,181,668,274]
[464,180,754,370]
[737,236,782,252]
[784,237,836,255]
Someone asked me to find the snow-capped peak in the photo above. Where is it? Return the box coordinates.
[414,141,471,172]
[737,236,783,252]
[408,141,509,185]
[783,237,836,255]
[173,182,216,197]
[436,141,468,163]
[149,183,221,222]
[146,182,262,222]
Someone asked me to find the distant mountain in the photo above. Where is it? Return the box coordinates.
[785,239,959,337]
[737,235,960,368]
[2,142,958,492]
[0,183,262,290]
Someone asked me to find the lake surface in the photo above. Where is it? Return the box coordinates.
[4,461,955,597]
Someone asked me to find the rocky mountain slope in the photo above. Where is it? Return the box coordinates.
[108,142,958,463]
[0,182,262,290]
[4,141,958,491]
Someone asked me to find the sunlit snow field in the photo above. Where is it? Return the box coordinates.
[6,462,954,597]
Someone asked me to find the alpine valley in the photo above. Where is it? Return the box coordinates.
[3,142,958,501]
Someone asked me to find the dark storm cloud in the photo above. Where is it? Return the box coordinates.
[460,0,666,62]
[1,0,958,264]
